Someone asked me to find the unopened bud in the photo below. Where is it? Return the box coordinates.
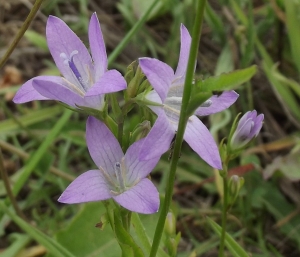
[164,212,176,236]
[230,110,264,151]
[228,175,244,206]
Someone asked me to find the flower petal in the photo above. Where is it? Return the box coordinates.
[184,115,222,169]
[32,78,83,108]
[145,90,162,115]
[195,91,239,116]
[124,138,160,185]
[13,76,54,103]
[252,113,264,137]
[139,58,174,102]
[85,70,127,97]
[46,16,92,86]
[174,24,192,83]
[113,178,159,214]
[139,111,175,161]
[86,117,124,176]
[89,13,107,81]
[58,170,111,204]
[81,94,105,110]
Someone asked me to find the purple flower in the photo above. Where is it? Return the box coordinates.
[58,116,160,214]
[139,24,239,169]
[230,110,264,150]
[13,13,126,110]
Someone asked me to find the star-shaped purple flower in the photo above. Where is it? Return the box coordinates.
[13,13,126,110]
[58,116,160,214]
[139,24,239,169]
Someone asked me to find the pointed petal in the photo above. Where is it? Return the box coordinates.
[58,170,111,204]
[13,76,55,103]
[46,16,92,85]
[89,13,107,81]
[139,58,174,102]
[195,91,239,116]
[145,90,162,115]
[86,117,124,176]
[174,24,192,81]
[32,78,83,108]
[184,116,222,169]
[252,114,264,137]
[85,70,127,97]
[81,94,105,110]
[113,178,159,214]
[124,138,160,185]
[139,111,175,161]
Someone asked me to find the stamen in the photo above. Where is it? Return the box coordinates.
[114,162,126,192]
[200,99,212,107]
[60,51,89,92]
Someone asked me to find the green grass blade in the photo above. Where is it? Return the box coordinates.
[0,106,62,135]
[11,109,72,198]
[0,201,75,257]
[207,217,249,257]
[284,0,300,73]
[198,65,257,91]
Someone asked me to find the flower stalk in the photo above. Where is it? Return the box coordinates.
[149,1,207,256]
[0,0,44,69]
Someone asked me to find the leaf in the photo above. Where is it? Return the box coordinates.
[0,106,63,135]
[206,217,250,257]
[263,151,300,181]
[0,201,75,257]
[197,65,257,92]
[0,233,30,257]
[284,0,300,73]
[49,202,121,257]
[24,30,48,51]
[214,43,234,76]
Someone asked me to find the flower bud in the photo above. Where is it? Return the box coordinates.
[164,212,176,236]
[228,175,244,206]
[230,110,264,150]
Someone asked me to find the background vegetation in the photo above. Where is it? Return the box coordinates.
[1,0,300,256]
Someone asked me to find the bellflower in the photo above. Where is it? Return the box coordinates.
[230,110,264,150]
[58,117,160,214]
[13,13,126,110]
[139,24,239,169]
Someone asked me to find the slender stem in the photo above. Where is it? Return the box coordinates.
[0,148,26,220]
[149,1,207,256]
[107,0,159,66]
[0,0,44,69]
[219,175,228,257]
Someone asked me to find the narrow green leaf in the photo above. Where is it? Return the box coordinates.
[0,201,75,257]
[0,233,30,257]
[197,65,257,92]
[284,0,300,73]
[24,30,48,51]
[206,217,250,257]
[256,38,300,121]
[0,106,62,135]
[11,110,72,198]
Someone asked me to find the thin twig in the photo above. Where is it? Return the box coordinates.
[0,148,27,220]
[0,0,44,69]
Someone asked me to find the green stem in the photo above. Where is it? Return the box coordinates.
[149,1,207,256]
[107,0,159,66]
[0,0,44,69]
[0,148,26,220]
[219,175,228,257]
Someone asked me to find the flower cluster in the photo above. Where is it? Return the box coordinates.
[13,13,263,214]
